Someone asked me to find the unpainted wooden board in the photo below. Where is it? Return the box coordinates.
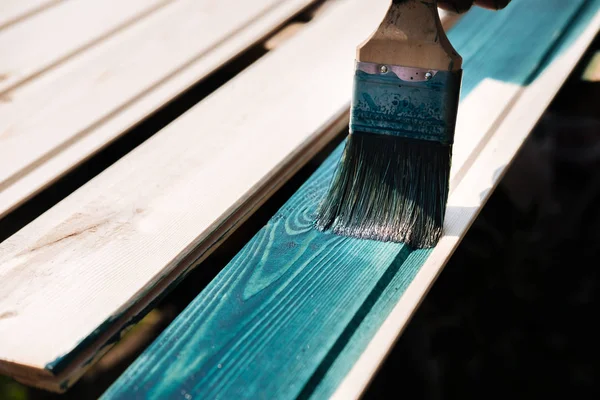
[0,0,316,220]
[100,1,600,399]
[0,0,320,392]
[0,0,61,31]
[0,0,174,94]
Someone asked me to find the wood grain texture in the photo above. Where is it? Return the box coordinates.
[0,0,61,31]
[0,0,316,220]
[0,0,320,392]
[0,0,174,94]
[101,1,600,399]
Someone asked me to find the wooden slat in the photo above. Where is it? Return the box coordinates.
[100,1,600,399]
[0,0,174,94]
[0,0,315,220]
[0,0,60,31]
[0,0,318,392]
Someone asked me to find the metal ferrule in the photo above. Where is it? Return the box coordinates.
[350,61,463,145]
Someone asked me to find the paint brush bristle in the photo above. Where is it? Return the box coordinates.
[315,133,451,248]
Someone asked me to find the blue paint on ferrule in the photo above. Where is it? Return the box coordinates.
[350,66,462,145]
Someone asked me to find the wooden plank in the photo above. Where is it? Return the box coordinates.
[100,1,600,399]
[0,0,60,31]
[0,0,315,220]
[0,0,174,94]
[0,0,318,392]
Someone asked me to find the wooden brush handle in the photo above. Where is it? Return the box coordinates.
[357,0,462,71]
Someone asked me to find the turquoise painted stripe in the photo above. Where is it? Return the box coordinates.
[102,1,596,399]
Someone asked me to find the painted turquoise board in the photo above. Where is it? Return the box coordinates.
[102,0,595,399]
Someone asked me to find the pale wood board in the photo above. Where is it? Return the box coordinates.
[0,0,175,94]
[0,0,60,31]
[331,7,600,400]
[0,0,316,220]
[0,0,320,392]
[0,1,330,389]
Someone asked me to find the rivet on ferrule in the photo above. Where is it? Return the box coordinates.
[356,61,440,82]
[350,61,463,145]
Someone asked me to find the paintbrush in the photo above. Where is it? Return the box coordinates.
[315,0,463,248]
